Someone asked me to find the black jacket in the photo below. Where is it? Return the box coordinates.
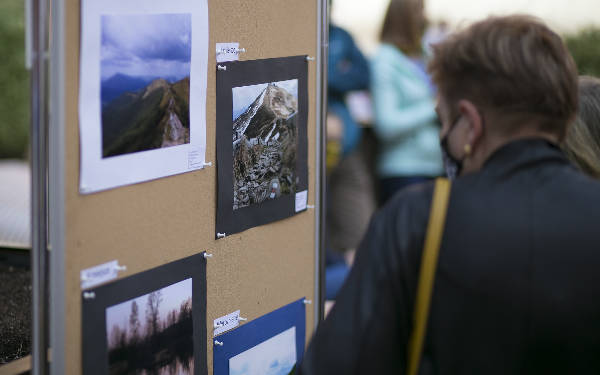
[300,139,600,374]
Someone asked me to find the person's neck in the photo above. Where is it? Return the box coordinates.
[463,128,559,175]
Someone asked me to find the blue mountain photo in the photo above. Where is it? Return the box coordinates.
[99,13,192,158]
[101,74,153,105]
[101,74,183,105]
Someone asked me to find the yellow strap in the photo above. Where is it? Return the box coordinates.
[406,178,451,375]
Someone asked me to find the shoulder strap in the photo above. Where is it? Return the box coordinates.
[406,178,451,375]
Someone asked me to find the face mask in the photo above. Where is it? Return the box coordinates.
[440,115,463,180]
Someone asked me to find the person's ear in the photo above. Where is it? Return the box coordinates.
[457,99,483,152]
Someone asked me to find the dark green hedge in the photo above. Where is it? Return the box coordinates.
[0,0,29,160]
[565,27,600,78]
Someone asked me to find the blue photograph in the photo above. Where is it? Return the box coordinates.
[229,327,296,375]
[100,13,192,158]
[213,298,305,375]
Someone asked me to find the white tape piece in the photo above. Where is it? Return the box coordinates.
[216,42,240,63]
[295,190,308,212]
[80,260,125,289]
[213,310,240,336]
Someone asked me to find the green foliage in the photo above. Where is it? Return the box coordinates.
[565,27,600,78]
[102,88,166,157]
[102,79,190,158]
[0,0,30,159]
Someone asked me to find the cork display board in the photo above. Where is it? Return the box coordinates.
[56,0,318,373]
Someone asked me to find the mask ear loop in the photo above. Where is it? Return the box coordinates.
[462,107,486,158]
[444,113,462,139]
[440,113,462,156]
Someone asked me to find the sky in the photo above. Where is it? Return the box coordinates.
[100,13,192,81]
[105,277,192,339]
[229,327,297,375]
[232,79,298,121]
[331,0,600,55]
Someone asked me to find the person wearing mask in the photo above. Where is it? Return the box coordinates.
[371,0,443,204]
[300,15,600,374]
[562,76,600,178]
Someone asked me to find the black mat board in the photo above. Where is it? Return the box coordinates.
[81,253,207,375]
[216,56,309,237]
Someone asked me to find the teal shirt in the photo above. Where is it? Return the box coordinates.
[370,43,443,178]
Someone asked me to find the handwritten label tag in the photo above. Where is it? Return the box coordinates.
[188,148,204,170]
[213,310,240,337]
[295,190,308,212]
[81,260,120,290]
[216,42,240,63]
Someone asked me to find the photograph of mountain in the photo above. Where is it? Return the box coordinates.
[105,278,194,375]
[215,56,308,235]
[100,13,192,158]
[229,327,297,375]
[232,80,298,210]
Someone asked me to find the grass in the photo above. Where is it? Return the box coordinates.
[0,0,29,159]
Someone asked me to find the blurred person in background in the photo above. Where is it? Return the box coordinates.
[300,15,600,374]
[562,76,600,178]
[371,0,443,204]
[422,20,450,58]
[325,11,376,300]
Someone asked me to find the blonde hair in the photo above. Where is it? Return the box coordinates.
[563,76,600,178]
[428,15,578,138]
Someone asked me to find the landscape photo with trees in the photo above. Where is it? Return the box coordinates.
[100,13,192,158]
[105,278,194,375]
[231,79,299,210]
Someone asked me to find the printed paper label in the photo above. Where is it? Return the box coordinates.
[214,310,240,336]
[81,260,120,290]
[295,190,308,212]
[216,42,240,63]
[188,148,203,170]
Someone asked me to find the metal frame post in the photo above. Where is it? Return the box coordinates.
[49,0,67,372]
[314,0,328,326]
[30,0,50,373]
